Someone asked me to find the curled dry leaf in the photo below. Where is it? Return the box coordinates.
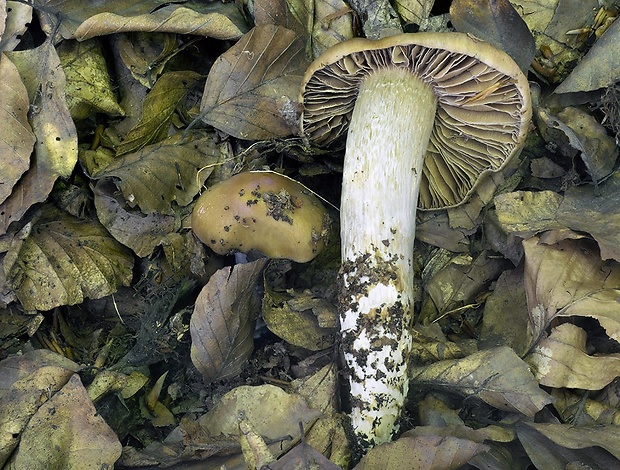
[1,41,78,236]
[58,38,125,120]
[93,179,179,257]
[410,346,553,416]
[537,106,617,183]
[96,131,223,215]
[495,170,620,263]
[10,373,122,469]
[0,1,32,52]
[355,434,489,470]
[0,53,35,205]
[190,259,267,385]
[115,71,202,156]
[262,284,339,351]
[527,323,620,390]
[523,236,620,342]
[5,207,134,311]
[526,421,620,461]
[200,24,309,140]
[0,350,78,467]
[197,384,322,459]
[516,422,620,470]
[555,13,620,94]
[450,0,535,72]
[35,0,247,41]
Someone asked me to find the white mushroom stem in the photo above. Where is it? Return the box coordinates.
[339,67,437,447]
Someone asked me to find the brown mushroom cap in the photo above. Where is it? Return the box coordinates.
[192,171,332,263]
[300,32,532,210]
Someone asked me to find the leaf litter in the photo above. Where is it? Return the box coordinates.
[0,0,619,468]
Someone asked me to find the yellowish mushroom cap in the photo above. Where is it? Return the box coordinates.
[192,171,332,262]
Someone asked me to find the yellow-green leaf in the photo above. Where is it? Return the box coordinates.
[6,208,134,311]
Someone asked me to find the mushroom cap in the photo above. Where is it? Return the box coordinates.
[192,171,332,263]
[300,32,532,210]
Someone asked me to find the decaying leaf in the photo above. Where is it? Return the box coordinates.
[527,323,620,390]
[9,373,122,469]
[1,41,78,235]
[355,434,489,470]
[58,38,125,120]
[0,1,32,52]
[116,32,178,88]
[5,207,134,311]
[526,422,620,460]
[410,346,553,416]
[190,260,267,384]
[495,170,620,263]
[262,284,338,351]
[200,24,309,140]
[537,106,617,183]
[420,251,508,324]
[554,12,620,94]
[511,0,598,83]
[198,384,322,459]
[96,131,223,215]
[516,421,620,469]
[0,53,35,205]
[0,350,78,467]
[268,441,341,469]
[450,0,535,72]
[115,71,202,156]
[311,0,355,57]
[523,236,620,342]
[393,0,434,27]
[34,0,247,41]
[479,268,530,356]
[93,180,179,257]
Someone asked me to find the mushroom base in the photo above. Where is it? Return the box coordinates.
[338,68,437,448]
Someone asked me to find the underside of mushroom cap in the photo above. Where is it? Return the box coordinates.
[300,32,532,210]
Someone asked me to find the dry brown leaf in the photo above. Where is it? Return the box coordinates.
[198,384,322,460]
[9,373,121,469]
[115,71,202,156]
[200,24,309,140]
[394,0,434,26]
[262,285,338,351]
[5,207,134,311]
[523,236,620,342]
[58,38,125,120]
[96,132,223,215]
[1,41,78,236]
[0,1,32,52]
[355,434,489,470]
[34,0,246,41]
[496,171,620,263]
[527,323,620,390]
[311,0,355,57]
[269,441,341,469]
[190,260,267,384]
[410,346,553,416]
[479,268,530,356]
[516,422,620,470]
[0,350,80,467]
[450,0,535,72]
[527,422,620,460]
[0,53,35,205]
[421,251,508,323]
[555,12,620,94]
[93,180,178,258]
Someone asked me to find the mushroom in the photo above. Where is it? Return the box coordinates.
[192,171,332,263]
[300,32,531,448]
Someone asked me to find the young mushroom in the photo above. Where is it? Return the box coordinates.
[300,32,531,449]
[192,171,332,263]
